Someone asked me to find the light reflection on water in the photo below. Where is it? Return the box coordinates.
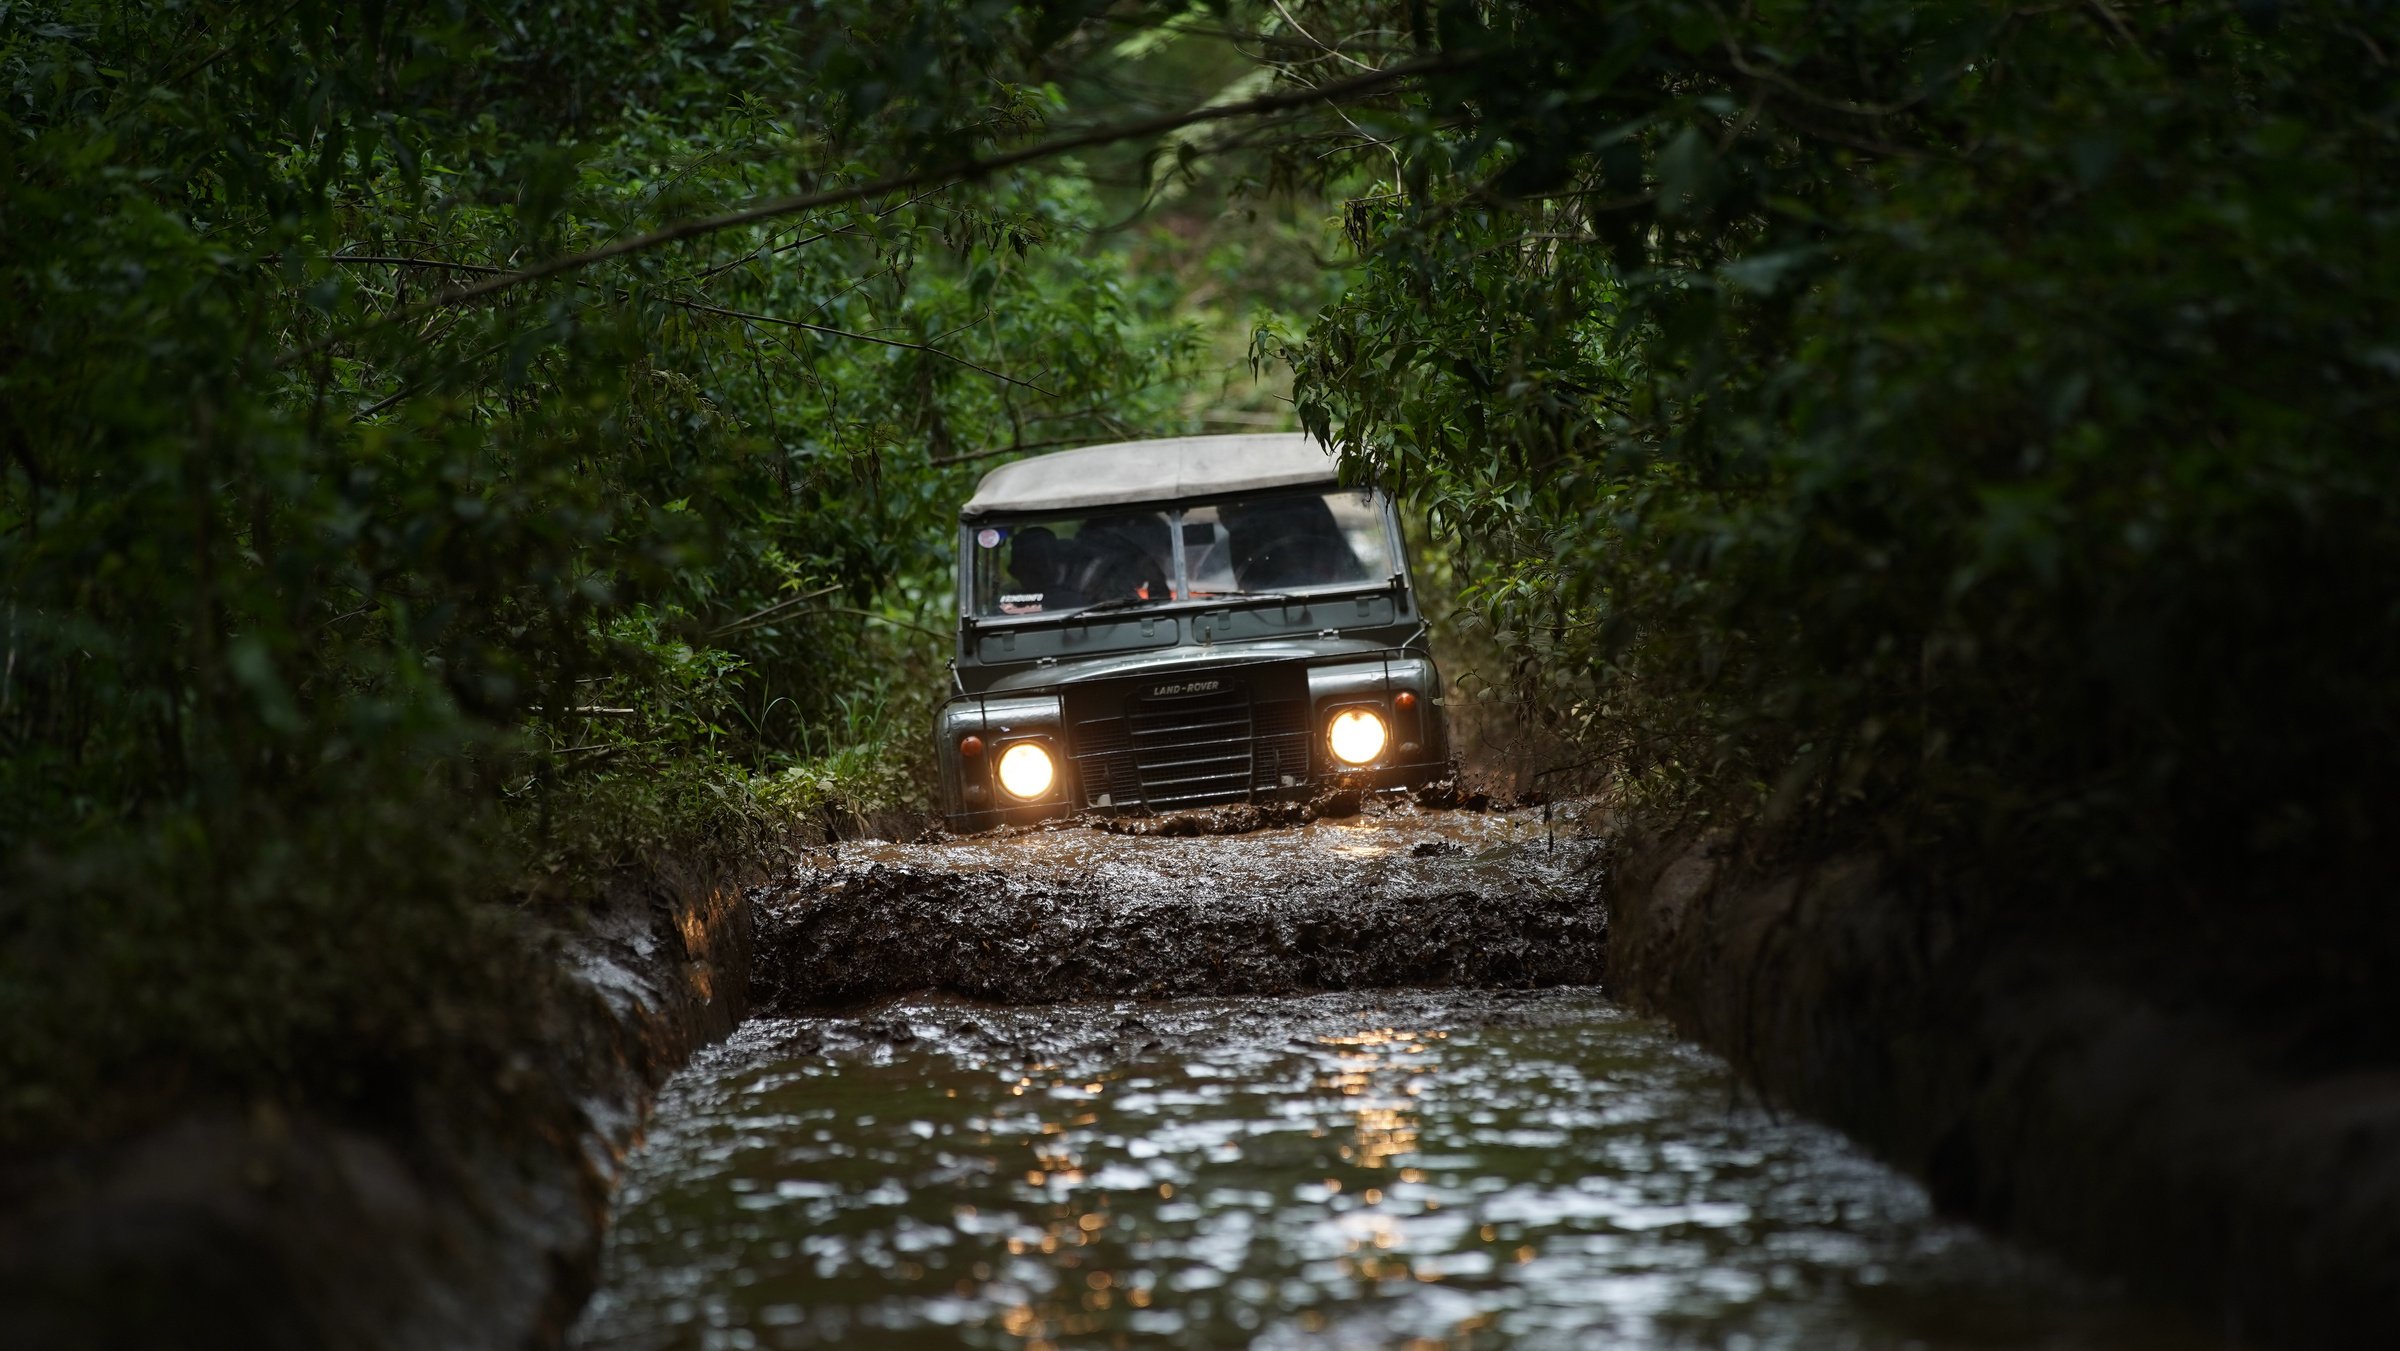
[575,990,2203,1350]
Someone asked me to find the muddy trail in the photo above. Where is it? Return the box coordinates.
[578,993,2206,1350]
[577,801,2215,1349]
[751,798,1608,1010]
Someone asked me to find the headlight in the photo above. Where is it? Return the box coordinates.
[1326,708,1388,766]
[996,742,1056,800]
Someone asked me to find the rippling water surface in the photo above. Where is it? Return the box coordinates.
[577,988,2201,1349]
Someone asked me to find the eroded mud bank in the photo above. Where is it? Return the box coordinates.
[0,857,757,1351]
[750,802,1606,1010]
[1609,831,2400,1348]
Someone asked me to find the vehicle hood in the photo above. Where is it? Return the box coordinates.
[977,636,1399,694]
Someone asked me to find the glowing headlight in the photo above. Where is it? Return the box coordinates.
[1326,708,1389,766]
[996,742,1056,800]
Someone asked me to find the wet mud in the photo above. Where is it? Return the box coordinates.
[581,804,2233,1350]
[578,988,2211,1350]
[751,802,1605,1011]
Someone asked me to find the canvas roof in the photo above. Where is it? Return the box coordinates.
[960,433,1343,518]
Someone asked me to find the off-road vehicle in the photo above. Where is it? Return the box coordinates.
[935,433,1447,829]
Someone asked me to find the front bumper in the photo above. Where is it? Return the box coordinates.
[936,653,1447,832]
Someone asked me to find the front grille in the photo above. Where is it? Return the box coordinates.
[1065,662,1313,813]
[1127,685,1254,809]
[1069,711,1141,808]
[1249,697,1312,793]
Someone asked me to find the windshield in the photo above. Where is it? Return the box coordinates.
[1180,490,1388,597]
[965,488,1393,618]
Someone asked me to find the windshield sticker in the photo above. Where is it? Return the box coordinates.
[977,527,1003,548]
[999,592,1044,614]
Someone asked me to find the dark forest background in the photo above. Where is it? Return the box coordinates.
[5,1,2394,1147]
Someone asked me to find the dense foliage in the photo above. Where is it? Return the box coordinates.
[1271,0,2399,891]
[0,0,1238,1139]
[7,0,2391,1143]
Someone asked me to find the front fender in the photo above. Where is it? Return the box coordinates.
[936,691,1067,825]
[1306,652,1446,768]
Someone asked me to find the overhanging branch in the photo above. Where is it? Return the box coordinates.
[273,52,1473,368]
[668,297,1056,396]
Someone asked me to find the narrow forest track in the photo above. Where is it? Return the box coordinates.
[749,800,1609,1010]
[585,806,2221,1351]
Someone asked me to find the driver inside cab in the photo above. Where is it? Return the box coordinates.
[1004,514,1171,611]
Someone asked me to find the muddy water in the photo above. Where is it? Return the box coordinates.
[577,809,2205,1349]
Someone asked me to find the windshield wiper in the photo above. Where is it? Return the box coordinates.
[1062,594,1174,617]
[1062,588,1311,617]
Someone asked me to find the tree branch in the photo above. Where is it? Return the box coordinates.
[683,180,953,285]
[667,297,1057,395]
[804,606,952,642]
[324,255,510,274]
[273,52,1472,367]
[927,433,1135,467]
[707,583,842,638]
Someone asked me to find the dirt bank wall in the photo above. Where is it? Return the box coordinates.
[0,857,756,1351]
[1608,830,2400,1347]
